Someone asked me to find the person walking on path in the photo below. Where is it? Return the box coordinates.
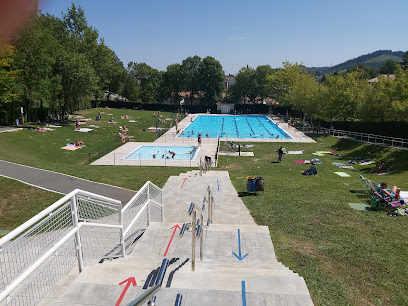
[277,146,284,162]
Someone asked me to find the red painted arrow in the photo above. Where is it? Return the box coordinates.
[164,224,181,256]
[180,178,187,189]
[115,277,137,306]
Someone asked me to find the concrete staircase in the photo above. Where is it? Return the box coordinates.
[43,171,313,305]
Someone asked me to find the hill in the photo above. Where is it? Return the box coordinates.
[308,50,404,75]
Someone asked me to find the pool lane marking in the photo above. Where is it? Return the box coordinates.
[241,281,247,306]
[180,178,187,189]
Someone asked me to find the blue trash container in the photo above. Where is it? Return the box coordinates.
[246,177,256,192]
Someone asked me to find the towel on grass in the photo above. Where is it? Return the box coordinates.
[128,120,137,122]
[88,125,99,128]
[295,160,304,164]
[61,144,81,151]
[312,153,325,156]
[339,165,354,169]
[74,128,93,132]
[359,161,375,166]
[316,151,331,154]
[288,151,303,155]
[334,172,351,177]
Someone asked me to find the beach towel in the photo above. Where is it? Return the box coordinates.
[339,165,354,169]
[334,172,351,177]
[74,128,93,132]
[312,153,325,156]
[88,125,99,128]
[359,161,374,166]
[61,144,81,151]
[332,162,346,166]
[295,160,304,164]
[316,151,331,154]
[288,151,303,155]
[128,120,137,122]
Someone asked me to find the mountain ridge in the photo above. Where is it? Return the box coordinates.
[307,50,404,74]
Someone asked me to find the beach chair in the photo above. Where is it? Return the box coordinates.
[373,192,405,208]
[360,175,375,194]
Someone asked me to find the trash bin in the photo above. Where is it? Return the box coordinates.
[246,176,256,192]
[255,177,264,192]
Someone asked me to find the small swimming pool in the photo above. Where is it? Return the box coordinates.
[178,115,292,139]
[123,145,200,161]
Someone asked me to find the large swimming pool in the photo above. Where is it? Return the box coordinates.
[178,115,292,139]
[123,145,199,161]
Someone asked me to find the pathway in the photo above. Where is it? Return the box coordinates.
[47,170,313,305]
[0,160,135,204]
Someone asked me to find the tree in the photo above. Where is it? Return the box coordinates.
[255,65,274,100]
[379,60,398,74]
[162,63,183,104]
[0,44,19,105]
[231,66,257,103]
[198,56,224,106]
[180,55,202,99]
[13,13,60,121]
[400,51,408,71]
[127,62,162,103]
[265,61,307,103]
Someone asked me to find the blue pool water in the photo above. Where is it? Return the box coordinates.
[179,115,292,139]
[123,146,199,161]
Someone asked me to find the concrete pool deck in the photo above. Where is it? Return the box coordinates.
[91,142,218,167]
[91,114,314,167]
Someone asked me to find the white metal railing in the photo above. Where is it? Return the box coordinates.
[326,129,408,150]
[121,181,163,254]
[0,181,163,305]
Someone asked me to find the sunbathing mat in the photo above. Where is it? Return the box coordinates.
[294,160,304,164]
[334,172,351,177]
[312,153,325,156]
[348,203,371,211]
[359,161,374,166]
[61,145,81,151]
[288,151,303,155]
[400,191,408,198]
[316,151,331,154]
[74,128,93,132]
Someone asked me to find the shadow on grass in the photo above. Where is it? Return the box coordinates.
[238,192,259,197]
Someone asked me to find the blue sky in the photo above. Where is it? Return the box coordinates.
[39,0,408,74]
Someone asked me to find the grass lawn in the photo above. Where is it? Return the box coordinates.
[0,108,186,190]
[0,176,61,231]
[1,109,408,305]
[219,135,408,305]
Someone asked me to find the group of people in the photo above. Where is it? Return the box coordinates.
[377,182,401,200]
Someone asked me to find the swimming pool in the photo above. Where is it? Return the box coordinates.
[123,145,200,161]
[178,115,292,139]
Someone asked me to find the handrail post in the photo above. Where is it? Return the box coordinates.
[207,186,212,224]
[200,214,203,261]
[70,195,84,273]
[191,210,196,272]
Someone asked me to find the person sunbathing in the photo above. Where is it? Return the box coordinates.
[75,140,84,147]
[377,182,401,200]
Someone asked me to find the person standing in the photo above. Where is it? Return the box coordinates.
[277,146,284,162]
[198,134,202,146]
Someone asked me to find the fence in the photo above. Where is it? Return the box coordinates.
[324,128,408,150]
[88,137,129,164]
[0,181,163,305]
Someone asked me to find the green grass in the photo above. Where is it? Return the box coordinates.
[0,176,61,230]
[1,109,408,305]
[219,135,408,305]
[0,108,185,190]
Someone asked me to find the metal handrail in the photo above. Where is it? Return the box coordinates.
[175,293,183,306]
[126,259,169,306]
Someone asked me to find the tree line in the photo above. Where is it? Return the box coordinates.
[0,4,225,124]
[1,4,407,126]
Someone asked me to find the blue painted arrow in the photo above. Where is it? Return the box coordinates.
[233,229,248,260]
[241,281,247,306]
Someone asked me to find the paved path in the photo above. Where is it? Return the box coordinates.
[46,170,313,305]
[0,160,136,204]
